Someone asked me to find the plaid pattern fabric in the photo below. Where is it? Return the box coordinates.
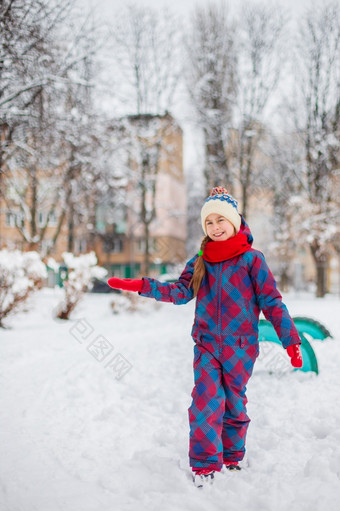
[140,217,301,470]
[188,341,258,470]
[141,218,300,349]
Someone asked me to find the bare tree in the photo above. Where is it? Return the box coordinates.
[0,0,73,132]
[263,132,304,290]
[291,0,340,297]
[123,113,179,275]
[185,1,236,191]
[1,0,71,213]
[0,0,107,255]
[232,1,289,217]
[109,4,184,274]
[110,3,183,115]
[0,0,72,249]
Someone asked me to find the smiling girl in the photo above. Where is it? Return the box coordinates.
[107,186,302,488]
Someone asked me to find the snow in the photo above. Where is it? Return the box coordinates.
[1,288,340,511]
[0,250,47,321]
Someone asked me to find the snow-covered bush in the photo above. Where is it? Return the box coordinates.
[0,249,47,327]
[52,252,107,320]
[110,293,135,314]
[110,290,161,314]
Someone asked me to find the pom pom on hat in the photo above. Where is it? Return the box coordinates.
[210,186,230,197]
[201,186,241,235]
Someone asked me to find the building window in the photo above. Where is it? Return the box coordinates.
[38,211,58,227]
[48,211,57,226]
[5,211,24,228]
[74,239,87,254]
[137,239,145,254]
[5,212,16,227]
[136,238,157,254]
[38,212,46,227]
[103,237,123,253]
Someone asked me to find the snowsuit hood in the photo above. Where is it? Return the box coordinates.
[239,215,253,246]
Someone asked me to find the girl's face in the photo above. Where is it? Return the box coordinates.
[205,214,235,241]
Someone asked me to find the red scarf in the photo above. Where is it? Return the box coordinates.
[202,233,251,263]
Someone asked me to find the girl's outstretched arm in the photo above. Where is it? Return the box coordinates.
[108,255,197,305]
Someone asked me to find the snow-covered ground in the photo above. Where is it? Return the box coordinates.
[1,288,340,511]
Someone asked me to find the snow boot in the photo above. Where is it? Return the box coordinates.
[192,469,215,488]
[224,461,241,471]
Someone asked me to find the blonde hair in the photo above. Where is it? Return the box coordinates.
[189,235,210,297]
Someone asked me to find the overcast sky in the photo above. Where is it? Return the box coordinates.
[86,0,314,20]
[82,0,323,175]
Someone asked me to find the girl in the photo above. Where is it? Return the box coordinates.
[107,186,302,488]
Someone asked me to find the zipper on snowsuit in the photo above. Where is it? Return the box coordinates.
[217,262,223,351]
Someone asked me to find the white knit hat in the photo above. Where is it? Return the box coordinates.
[201,186,241,235]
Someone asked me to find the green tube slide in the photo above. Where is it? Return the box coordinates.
[258,318,325,375]
[292,316,333,340]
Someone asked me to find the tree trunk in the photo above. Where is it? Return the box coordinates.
[239,127,256,219]
[144,221,150,276]
[204,126,231,190]
[241,171,250,219]
[67,201,74,253]
[139,168,151,276]
[310,241,328,297]
[279,267,290,293]
[315,263,327,298]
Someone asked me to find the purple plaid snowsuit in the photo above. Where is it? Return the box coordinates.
[140,218,300,471]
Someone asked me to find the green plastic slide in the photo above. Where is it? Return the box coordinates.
[292,316,333,340]
[257,317,330,375]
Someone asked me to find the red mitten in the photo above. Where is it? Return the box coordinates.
[286,343,303,368]
[107,277,143,293]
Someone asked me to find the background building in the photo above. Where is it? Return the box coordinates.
[0,113,187,280]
